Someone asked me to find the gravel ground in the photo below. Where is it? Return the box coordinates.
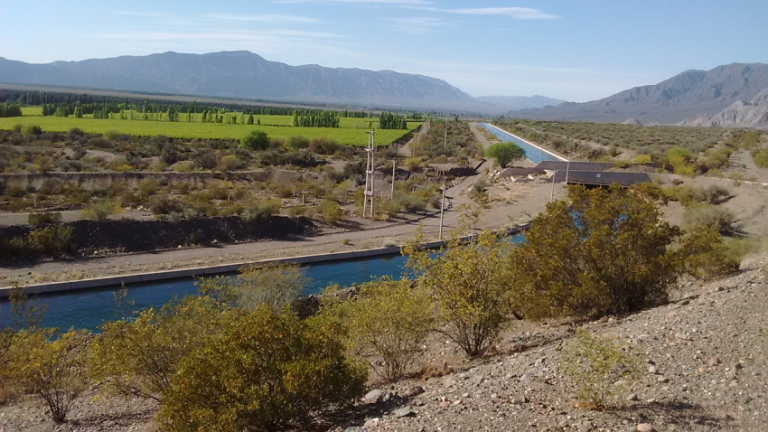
[2,257,766,432]
[330,259,768,432]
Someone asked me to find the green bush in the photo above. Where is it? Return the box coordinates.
[197,264,308,313]
[484,142,525,167]
[752,149,768,168]
[28,212,62,226]
[80,200,123,221]
[27,226,74,257]
[683,203,738,235]
[1,237,29,260]
[560,330,641,409]
[241,199,280,224]
[216,154,242,172]
[511,186,679,319]
[158,307,367,431]
[396,193,427,213]
[7,329,88,423]
[678,224,741,279]
[23,124,42,136]
[240,130,270,151]
[337,278,432,381]
[89,296,222,402]
[318,197,343,224]
[406,229,515,357]
[287,135,310,150]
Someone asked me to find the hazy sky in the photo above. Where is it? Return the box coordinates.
[1,1,766,102]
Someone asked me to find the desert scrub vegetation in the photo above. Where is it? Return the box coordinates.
[1,185,749,427]
[329,278,433,381]
[495,119,767,176]
[509,185,680,319]
[158,305,367,432]
[406,227,517,357]
[408,119,483,166]
[197,263,308,312]
[560,330,641,409]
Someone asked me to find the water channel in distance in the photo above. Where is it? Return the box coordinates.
[477,123,566,164]
[0,234,525,331]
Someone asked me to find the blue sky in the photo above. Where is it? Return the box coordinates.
[1,1,766,102]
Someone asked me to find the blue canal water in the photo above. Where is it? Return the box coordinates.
[1,234,524,331]
[478,123,565,165]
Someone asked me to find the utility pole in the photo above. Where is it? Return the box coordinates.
[439,177,446,241]
[390,159,396,199]
[550,169,563,203]
[444,119,448,148]
[363,131,375,218]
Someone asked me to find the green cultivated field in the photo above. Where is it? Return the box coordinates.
[3,108,421,146]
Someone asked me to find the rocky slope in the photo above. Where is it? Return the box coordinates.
[680,89,768,129]
[512,63,768,125]
[338,260,768,432]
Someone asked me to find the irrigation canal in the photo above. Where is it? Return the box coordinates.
[477,123,566,164]
[1,234,525,331]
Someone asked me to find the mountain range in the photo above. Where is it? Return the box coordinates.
[511,63,768,126]
[0,51,767,127]
[0,51,487,112]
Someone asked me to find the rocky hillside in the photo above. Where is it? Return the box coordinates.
[512,63,768,125]
[341,258,768,432]
[680,89,768,129]
[0,51,480,112]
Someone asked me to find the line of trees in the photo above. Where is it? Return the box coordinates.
[0,103,22,117]
[291,110,340,128]
[379,112,408,129]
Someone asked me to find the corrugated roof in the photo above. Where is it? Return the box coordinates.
[553,170,651,187]
[536,161,613,172]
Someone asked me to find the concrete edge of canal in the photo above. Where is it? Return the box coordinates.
[0,224,529,299]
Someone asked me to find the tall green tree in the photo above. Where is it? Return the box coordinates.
[484,142,526,167]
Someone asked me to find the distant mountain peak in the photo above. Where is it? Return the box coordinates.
[510,63,768,125]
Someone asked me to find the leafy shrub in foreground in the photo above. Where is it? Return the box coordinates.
[406,228,515,357]
[560,330,641,409]
[88,296,222,402]
[336,278,433,381]
[511,186,679,319]
[158,306,367,432]
[7,328,89,423]
[678,224,741,279]
[683,203,738,235]
[241,199,280,224]
[80,200,123,222]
